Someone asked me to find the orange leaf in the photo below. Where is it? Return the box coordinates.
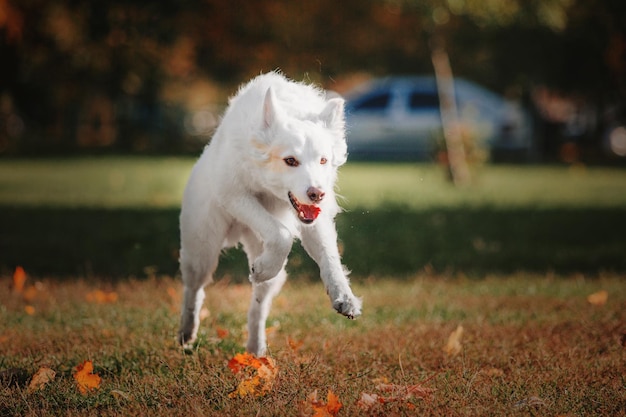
[287,337,304,352]
[325,390,343,415]
[86,290,118,304]
[216,326,229,339]
[166,286,179,303]
[228,353,277,398]
[12,266,26,293]
[443,325,464,357]
[166,286,178,310]
[27,366,56,393]
[309,390,342,417]
[24,305,36,315]
[587,290,608,306]
[73,360,102,394]
[22,285,39,303]
[228,352,262,374]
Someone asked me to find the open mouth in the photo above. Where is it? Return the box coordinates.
[288,192,321,224]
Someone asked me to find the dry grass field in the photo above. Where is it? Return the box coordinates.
[1,272,624,416]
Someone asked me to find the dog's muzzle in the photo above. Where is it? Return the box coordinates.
[288,192,321,224]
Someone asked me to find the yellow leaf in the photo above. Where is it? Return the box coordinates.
[12,266,26,293]
[228,354,277,398]
[27,366,56,393]
[444,325,464,357]
[74,360,102,394]
[587,290,608,306]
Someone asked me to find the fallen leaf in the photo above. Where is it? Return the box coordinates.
[308,389,343,417]
[287,336,304,352]
[357,376,437,411]
[73,360,102,394]
[228,353,277,398]
[166,287,180,311]
[587,290,608,306]
[376,382,436,402]
[216,326,229,339]
[324,391,343,416]
[12,266,26,293]
[228,352,263,374]
[443,325,464,357]
[86,290,118,304]
[27,366,56,393]
[513,396,546,408]
[111,389,131,400]
[22,285,39,303]
[24,305,36,315]
[357,392,382,409]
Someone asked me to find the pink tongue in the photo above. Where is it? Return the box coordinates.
[300,204,321,221]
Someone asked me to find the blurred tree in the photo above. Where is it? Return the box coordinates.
[0,0,622,155]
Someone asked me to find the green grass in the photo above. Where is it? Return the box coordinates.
[1,157,626,277]
[0,157,191,208]
[1,274,625,416]
[2,157,626,209]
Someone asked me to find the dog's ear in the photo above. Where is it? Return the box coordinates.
[321,98,347,166]
[263,87,283,130]
[320,98,345,133]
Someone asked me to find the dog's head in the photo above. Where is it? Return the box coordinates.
[252,87,347,224]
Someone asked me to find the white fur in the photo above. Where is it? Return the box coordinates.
[178,72,362,356]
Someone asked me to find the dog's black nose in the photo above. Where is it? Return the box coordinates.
[307,186,325,203]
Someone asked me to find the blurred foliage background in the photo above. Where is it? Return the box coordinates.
[0,0,624,158]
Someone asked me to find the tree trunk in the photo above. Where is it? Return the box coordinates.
[431,41,471,186]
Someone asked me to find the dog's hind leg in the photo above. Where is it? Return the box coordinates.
[241,229,287,356]
[178,216,225,347]
[178,254,217,347]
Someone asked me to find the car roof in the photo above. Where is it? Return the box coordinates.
[344,75,502,106]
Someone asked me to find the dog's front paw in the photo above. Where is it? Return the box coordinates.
[332,293,362,319]
[250,254,285,283]
[250,237,292,283]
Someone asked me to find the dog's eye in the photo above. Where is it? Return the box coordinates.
[320,157,328,165]
[283,157,300,167]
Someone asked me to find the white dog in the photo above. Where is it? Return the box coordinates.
[178,72,362,356]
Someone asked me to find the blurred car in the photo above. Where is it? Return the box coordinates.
[342,76,533,161]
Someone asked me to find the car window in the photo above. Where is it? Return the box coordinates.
[352,91,391,112]
[408,91,439,111]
